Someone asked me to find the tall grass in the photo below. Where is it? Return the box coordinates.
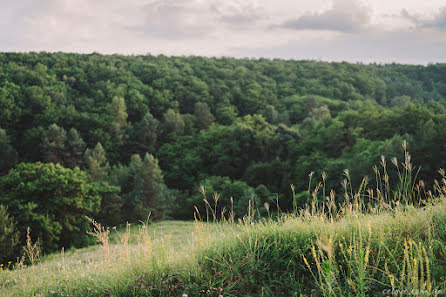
[1,143,446,296]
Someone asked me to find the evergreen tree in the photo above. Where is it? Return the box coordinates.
[0,205,19,264]
[84,142,108,181]
[42,124,67,164]
[140,153,173,220]
[66,128,86,168]
[120,153,173,221]
[0,128,17,175]
[135,112,159,154]
[109,96,128,144]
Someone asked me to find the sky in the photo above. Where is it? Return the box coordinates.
[1,0,446,64]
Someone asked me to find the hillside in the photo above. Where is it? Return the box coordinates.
[1,53,446,265]
[2,173,446,296]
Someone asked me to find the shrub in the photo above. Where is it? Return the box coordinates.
[0,204,20,264]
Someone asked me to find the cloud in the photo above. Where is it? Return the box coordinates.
[127,0,264,39]
[212,1,264,28]
[398,6,446,31]
[277,0,371,32]
[229,28,446,64]
[417,8,446,30]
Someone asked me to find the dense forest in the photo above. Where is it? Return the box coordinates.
[1,52,446,259]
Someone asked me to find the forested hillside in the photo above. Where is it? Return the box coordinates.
[1,52,446,258]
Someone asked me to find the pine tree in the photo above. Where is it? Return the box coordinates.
[0,128,17,175]
[109,96,128,144]
[42,124,67,164]
[84,142,108,181]
[66,128,86,168]
[135,112,159,154]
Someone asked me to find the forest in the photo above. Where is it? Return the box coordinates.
[1,52,446,262]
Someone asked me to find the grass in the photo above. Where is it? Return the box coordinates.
[2,145,446,296]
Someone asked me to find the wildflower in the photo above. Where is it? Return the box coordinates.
[182,294,188,297]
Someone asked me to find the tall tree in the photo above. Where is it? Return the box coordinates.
[194,102,214,130]
[65,128,86,168]
[109,96,128,144]
[120,153,173,221]
[135,112,159,154]
[42,124,67,164]
[0,128,17,175]
[140,153,172,220]
[163,109,185,136]
[84,142,108,181]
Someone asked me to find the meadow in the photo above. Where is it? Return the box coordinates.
[2,149,446,297]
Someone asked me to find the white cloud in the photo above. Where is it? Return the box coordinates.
[277,0,371,32]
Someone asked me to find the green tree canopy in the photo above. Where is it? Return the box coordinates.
[0,162,117,254]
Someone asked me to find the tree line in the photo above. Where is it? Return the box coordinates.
[1,52,446,261]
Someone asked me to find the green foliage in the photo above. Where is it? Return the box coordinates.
[134,112,159,154]
[42,124,67,164]
[84,142,108,181]
[0,204,20,264]
[1,52,446,223]
[0,162,113,254]
[0,128,17,175]
[110,153,174,222]
[187,176,259,219]
[65,128,86,168]
[194,102,214,130]
[109,96,128,144]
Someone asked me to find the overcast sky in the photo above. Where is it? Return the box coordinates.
[1,0,446,64]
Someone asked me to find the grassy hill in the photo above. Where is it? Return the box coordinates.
[2,160,446,297]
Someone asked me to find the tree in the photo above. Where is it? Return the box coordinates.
[0,162,112,253]
[42,124,67,164]
[119,153,173,222]
[65,128,86,168]
[194,102,214,130]
[163,109,185,136]
[0,205,20,264]
[84,142,108,181]
[140,153,173,220]
[0,128,17,175]
[135,112,159,154]
[109,96,128,144]
[215,103,238,125]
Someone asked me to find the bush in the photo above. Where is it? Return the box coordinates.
[0,204,20,264]
[0,162,118,254]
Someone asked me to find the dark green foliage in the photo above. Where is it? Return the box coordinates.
[42,124,67,164]
[0,128,17,175]
[110,153,173,222]
[84,142,108,181]
[1,52,446,224]
[134,112,159,154]
[194,102,214,130]
[187,176,259,219]
[65,128,86,168]
[0,204,20,264]
[0,162,115,254]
